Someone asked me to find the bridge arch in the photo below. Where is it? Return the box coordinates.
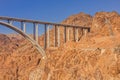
[0,21,46,58]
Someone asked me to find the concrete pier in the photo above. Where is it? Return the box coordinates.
[64,26,67,43]
[54,25,57,47]
[73,27,76,42]
[44,24,47,49]
[8,20,13,25]
[57,26,60,47]
[47,25,50,48]
[76,28,78,42]
[33,23,39,43]
[84,29,88,37]
[21,22,26,33]
[67,28,70,41]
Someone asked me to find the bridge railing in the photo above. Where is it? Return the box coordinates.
[0,16,90,49]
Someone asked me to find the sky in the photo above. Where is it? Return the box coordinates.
[0,0,120,34]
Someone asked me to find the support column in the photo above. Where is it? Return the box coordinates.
[47,25,50,48]
[84,29,88,37]
[73,27,76,42]
[54,25,57,47]
[81,28,83,36]
[57,26,60,47]
[44,24,47,49]
[21,22,26,33]
[88,28,90,32]
[8,20,13,25]
[79,28,83,41]
[76,28,78,42]
[33,23,39,43]
[64,26,67,43]
[67,28,70,41]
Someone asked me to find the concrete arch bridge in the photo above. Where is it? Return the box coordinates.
[0,16,90,75]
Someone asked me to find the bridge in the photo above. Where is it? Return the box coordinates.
[0,16,90,78]
[0,16,90,58]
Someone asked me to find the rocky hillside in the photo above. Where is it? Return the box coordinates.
[62,11,120,36]
[0,11,120,80]
[0,35,42,80]
[0,34,20,54]
[43,11,120,79]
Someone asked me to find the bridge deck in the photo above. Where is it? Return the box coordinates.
[0,16,90,29]
[0,16,91,49]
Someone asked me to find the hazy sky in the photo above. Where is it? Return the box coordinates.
[0,0,120,34]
